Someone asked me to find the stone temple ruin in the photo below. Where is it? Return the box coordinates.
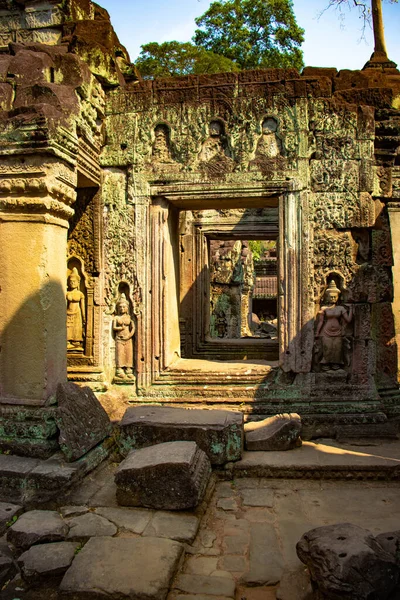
[1,1,400,597]
[1,0,400,454]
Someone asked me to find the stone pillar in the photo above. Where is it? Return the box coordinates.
[0,157,76,405]
[387,203,400,381]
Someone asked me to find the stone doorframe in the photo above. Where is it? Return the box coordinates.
[134,181,313,394]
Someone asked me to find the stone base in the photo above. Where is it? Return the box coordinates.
[67,366,107,392]
[0,405,60,459]
[0,438,113,505]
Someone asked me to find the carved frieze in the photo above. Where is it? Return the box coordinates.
[310,160,359,192]
[23,6,63,29]
[15,27,61,45]
[313,230,358,298]
[104,204,137,309]
[313,192,376,229]
[0,11,20,32]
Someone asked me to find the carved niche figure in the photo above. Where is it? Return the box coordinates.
[199,120,233,177]
[152,124,174,164]
[315,280,353,371]
[113,293,135,380]
[66,267,86,352]
[256,117,283,158]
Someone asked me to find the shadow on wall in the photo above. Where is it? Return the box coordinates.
[0,280,67,403]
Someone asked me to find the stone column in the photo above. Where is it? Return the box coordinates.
[0,157,76,405]
[388,203,400,381]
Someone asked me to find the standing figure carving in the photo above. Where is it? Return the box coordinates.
[315,280,353,371]
[152,124,173,164]
[113,293,135,380]
[66,267,85,352]
[256,117,282,158]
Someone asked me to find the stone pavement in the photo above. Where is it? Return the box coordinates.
[1,440,400,599]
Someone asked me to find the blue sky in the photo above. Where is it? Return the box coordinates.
[99,0,400,71]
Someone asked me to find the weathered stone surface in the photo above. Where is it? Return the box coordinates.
[0,502,23,536]
[244,414,302,451]
[17,541,79,584]
[243,522,284,585]
[376,531,400,564]
[60,506,90,519]
[143,512,200,543]
[174,574,235,598]
[66,513,117,541]
[0,550,17,588]
[7,510,68,551]
[276,566,313,600]
[60,536,184,600]
[119,406,243,465]
[95,506,152,534]
[115,441,211,510]
[296,523,400,599]
[56,383,112,462]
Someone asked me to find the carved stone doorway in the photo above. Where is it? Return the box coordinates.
[140,181,313,394]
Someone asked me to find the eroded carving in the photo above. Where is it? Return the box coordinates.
[66,267,86,352]
[113,293,135,381]
[315,280,353,372]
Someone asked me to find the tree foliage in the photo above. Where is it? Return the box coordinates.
[193,0,304,71]
[135,41,240,79]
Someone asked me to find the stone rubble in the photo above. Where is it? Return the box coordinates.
[118,405,243,465]
[115,441,211,510]
[7,509,69,551]
[296,522,400,600]
[244,414,302,451]
[56,383,113,462]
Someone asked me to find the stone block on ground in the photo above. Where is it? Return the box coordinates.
[119,405,243,465]
[115,441,211,510]
[0,502,23,536]
[56,383,112,462]
[17,541,79,584]
[296,523,400,600]
[59,536,184,600]
[66,513,117,541]
[7,510,68,551]
[244,414,302,451]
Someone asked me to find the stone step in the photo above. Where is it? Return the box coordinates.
[226,440,400,480]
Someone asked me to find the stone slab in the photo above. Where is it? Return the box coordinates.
[66,513,117,541]
[229,440,400,480]
[56,383,112,462]
[115,441,211,510]
[119,405,243,465]
[95,506,152,534]
[59,536,184,600]
[244,414,302,451]
[7,510,68,551]
[18,541,79,584]
[143,512,200,543]
[243,522,284,585]
[0,502,23,536]
[174,574,235,598]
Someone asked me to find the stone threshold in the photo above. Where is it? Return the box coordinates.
[220,439,400,480]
